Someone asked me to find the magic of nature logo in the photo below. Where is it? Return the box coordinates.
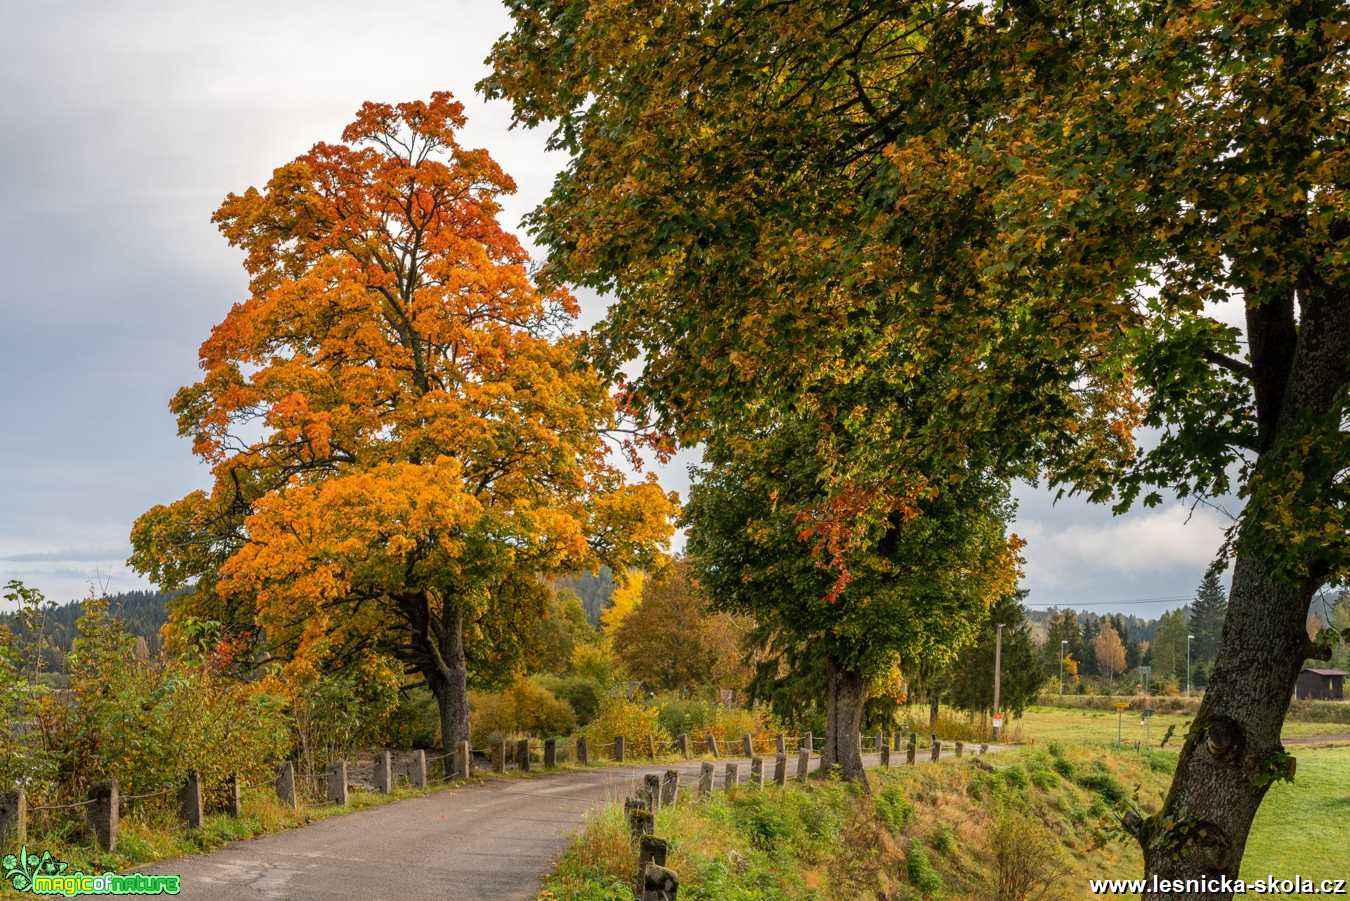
[3,846,180,895]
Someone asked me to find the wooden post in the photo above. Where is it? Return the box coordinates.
[647,735,657,759]
[410,750,428,788]
[906,734,917,765]
[749,757,765,787]
[724,762,739,790]
[328,761,348,805]
[275,761,297,810]
[641,862,680,901]
[698,762,714,798]
[894,731,903,751]
[226,773,242,817]
[980,743,989,755]
[880,742,891,768]
[741,733,753,757]
[457,741,472,779]
[773,754,787,786]
[677,733,689,758]
[955,740,964,758]
[931,739,942,762]
[637,835,670,899]
[626,798,653,843]
[178,771,204,829]
[803,731,813,752]
[775,732,786,754]
[544,738,557,768]
[88,780,119,851]
[516,739,531,772]
[874,732,883,758]
[643,773,662,812]
[706,735,719,758]
[493,737,507,773]
[376,750,393,793]
[615,735,626,762]
[797,748,810,781]
[576,736,589,766]
[0,789,26,844]
[661,769,680,806]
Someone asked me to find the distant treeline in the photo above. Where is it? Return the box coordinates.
[0,589,174,671]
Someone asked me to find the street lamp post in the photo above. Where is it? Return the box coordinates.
[1059,640,1067,695]
[1187,634,1195,697]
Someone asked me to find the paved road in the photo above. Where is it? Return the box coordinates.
[140,748,970,900]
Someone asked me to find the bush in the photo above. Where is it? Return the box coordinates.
[730,792,792,853]
[582,696,669,754]
[1075,770,1126,805]
[988,806,1066,900]
[931,825,955,856]
[876,783,914,832]
[470,675,577,743]
[384,686,440,749]
[906,837,944,897]
[537,673,605,725]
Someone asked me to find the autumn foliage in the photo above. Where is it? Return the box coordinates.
[131,93,675,753]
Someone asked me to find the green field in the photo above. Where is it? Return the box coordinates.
[1008,704,1346,749]
[1242,746,1350,894]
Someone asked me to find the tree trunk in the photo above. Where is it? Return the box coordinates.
[928,691,940,732]
[431,604,471,758]
[820,656,867,784]
[1136,267,1347,895]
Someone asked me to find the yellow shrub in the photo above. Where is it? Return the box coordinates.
[582,696,670,754]
[470,675,577,743]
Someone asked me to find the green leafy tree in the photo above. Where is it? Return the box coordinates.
[942,592,1047,718]
[1151,609,1191,684]
[683,422,1019,781]
[1043,610,1083,683]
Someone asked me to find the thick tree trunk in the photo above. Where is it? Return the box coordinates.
[430,604,471,758]
[1137,271,1347,895]
[820,656,867,784]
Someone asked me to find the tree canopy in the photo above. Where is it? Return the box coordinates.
[130,93,675,753]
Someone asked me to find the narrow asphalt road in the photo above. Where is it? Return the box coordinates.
[139,747,983,900]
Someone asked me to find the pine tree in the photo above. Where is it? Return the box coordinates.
[1190,567,1228,669]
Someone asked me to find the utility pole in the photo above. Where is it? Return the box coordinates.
[992,623,1004,741]
[1186,634,1194,697]
[1059,639,1067,695]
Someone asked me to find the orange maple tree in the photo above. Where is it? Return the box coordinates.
[130,93,675,753]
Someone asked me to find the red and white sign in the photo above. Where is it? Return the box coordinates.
[992,714,1004,729]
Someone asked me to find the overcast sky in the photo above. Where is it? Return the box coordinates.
[0,1,1241,617]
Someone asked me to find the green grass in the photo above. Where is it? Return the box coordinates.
[1241,746,1350,897]
[1008,704,1344,748]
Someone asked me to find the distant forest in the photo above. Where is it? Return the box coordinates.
[0,589,174,672]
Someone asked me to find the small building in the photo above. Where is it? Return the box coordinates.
[1295,667,1347,701]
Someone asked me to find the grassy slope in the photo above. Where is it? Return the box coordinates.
[1005,705,1339,747]
[543,745,1175,900]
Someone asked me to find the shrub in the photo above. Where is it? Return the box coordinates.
[470,675,577,743]
[730,792,792,853]
[931,825,955,856]
[1075,770,1126,804]
[1001,765,1029,791]
[582,696,669,754]
[988,806,1066,900]
[876,783,914,832]
[384,686,440,749]
[905,837,944,897]
[536,673,605,725]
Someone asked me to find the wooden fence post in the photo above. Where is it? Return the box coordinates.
[457,741,473,779]
[0,789,26,844]
[275,761,297,810]
[931,739,942,762]
[775,733,786,754]
[227,773,242,817]
[376,750,393,793]
[87,780,118,851]
[615,735,626,762]
[698,762,714,798]
[741,734,753,757]
[797,748,810,781]
[773,754,787,786]
[677,734,689,758]
[542,737,556,768]
[637,835,670,900]
[803,731,813,752]
[647,735,657,759]
[906,735,917,765]
[706,735,719,758]
[880,742,891,768]
[955,740,964,758]
[749,757,765,787]
[576,736,589,766]
[894,731,903,751]
[626,798,653,843]
[328,761,348,806]
[661,770,680,806]
[177,771,203,829]
[410,750,428,789]
[724,762,739,790]
[874,732,883,758]
[516,739,531,772]
[492,738,506,773]
[643,773,662,812]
